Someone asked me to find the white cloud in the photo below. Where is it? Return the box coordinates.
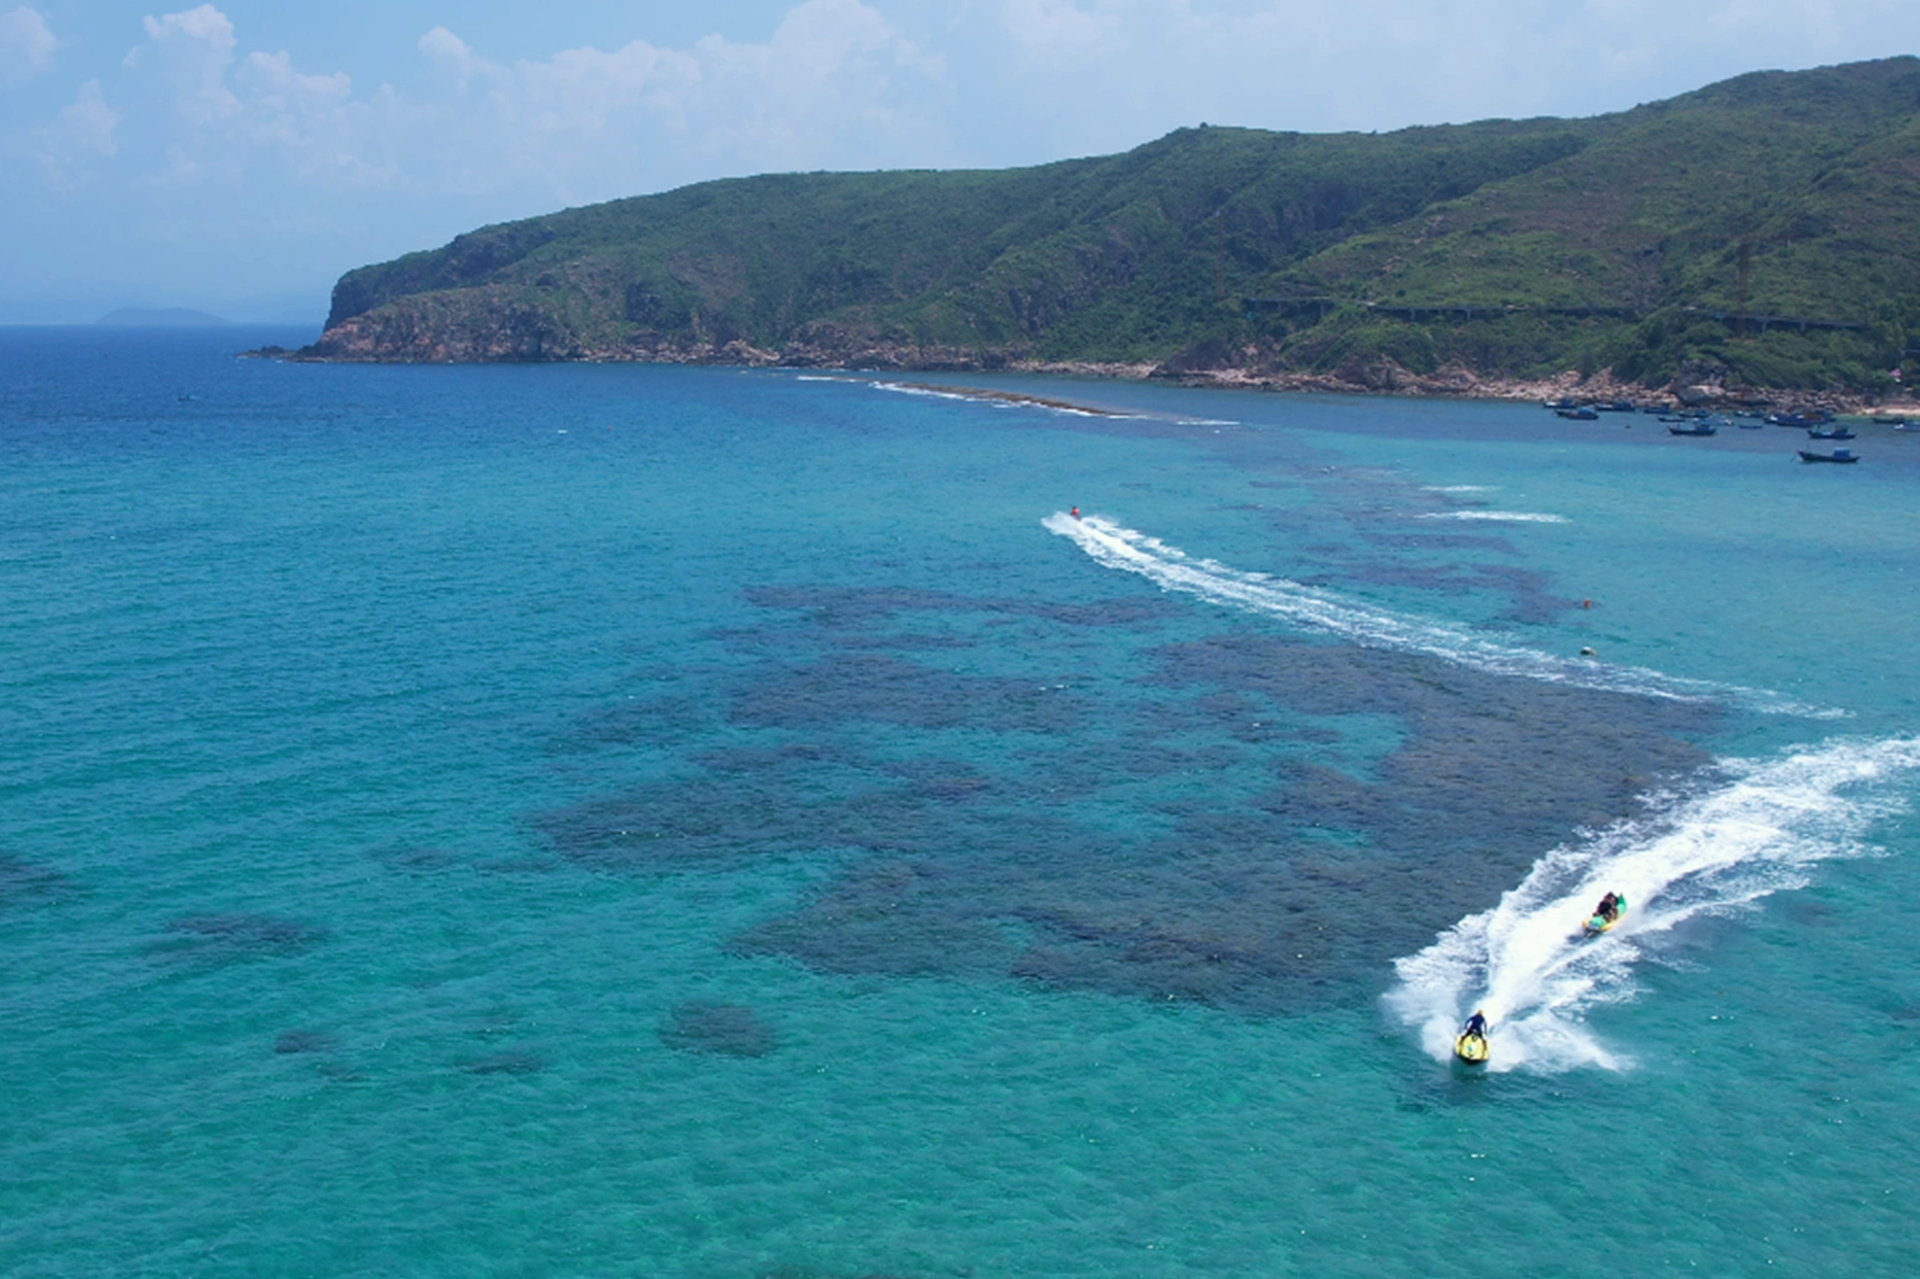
[411,26,703,195]
[1001,0,1125,62]
[21,1,943,207]
[33,79,119,187]
[124,4,240,129]
[1707,0,1844,46]
[407,0,942,199]
[417,26,479,82]
[687,0,945,158]
[0,5,55,86]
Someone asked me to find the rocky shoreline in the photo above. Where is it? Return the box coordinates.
[249,328,1917,418]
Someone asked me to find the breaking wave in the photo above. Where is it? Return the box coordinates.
[1420,510,1569,524]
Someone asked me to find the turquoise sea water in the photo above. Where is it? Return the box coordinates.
[4,327,1917,1277]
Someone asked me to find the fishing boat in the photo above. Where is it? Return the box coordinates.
[1798,448,1859,464]
[1668,421,1719,436]
[1556,407,1599,421]
[1806,426,1856,440]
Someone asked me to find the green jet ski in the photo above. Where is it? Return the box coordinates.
[1584,891,1628,935]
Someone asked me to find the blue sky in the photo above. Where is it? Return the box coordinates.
[3,1,1917,323]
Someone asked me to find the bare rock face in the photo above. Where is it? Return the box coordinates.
[1425,363,1483,393]
[1152,333,1245,376]
[309,297,586,362]
[1333,354,1413,391]
[1669,358,1728,404]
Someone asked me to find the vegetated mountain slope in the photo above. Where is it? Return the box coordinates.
[316,118,1601,363]
[310,57,1920,392]
[1268,57,1920,390]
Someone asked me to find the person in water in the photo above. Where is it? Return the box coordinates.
[1462,1009,1490,1040]
[1070,506,1081,519]
[1594,891,1621,921]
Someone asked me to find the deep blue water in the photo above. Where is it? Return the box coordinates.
[4,327,1918,1277]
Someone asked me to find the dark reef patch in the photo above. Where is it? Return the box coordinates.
[540,581,1716,1014]
[694,741,862,775]
[660,1001,778,1057]
[743,584,1175,631]
[0,852,72,904]
[154,914,328,964]
[541,773,930,870]
[1240,465,1592,624]
[374,844,462,874]
[464,1050,546,1075]
[1297,560,1578,625]
[557,694,713,752]
[274,1030,337,1054]
[732,654,1086,734]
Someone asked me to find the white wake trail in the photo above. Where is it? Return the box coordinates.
[1042,511,1835,717]
[1385,736,1920,1072]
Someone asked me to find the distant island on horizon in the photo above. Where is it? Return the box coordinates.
[290,57,1920,404]
[99,307,229,328]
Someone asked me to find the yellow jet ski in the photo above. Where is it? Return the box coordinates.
[1584,892,1628,935]
[1453,1011,1491,1064]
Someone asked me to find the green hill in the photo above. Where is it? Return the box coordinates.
[309,57,1920,394]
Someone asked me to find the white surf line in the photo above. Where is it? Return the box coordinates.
[800,370,1239,427]
[1420,511,1570,524]
[810,372,1202,423]
[863,380,1129,418]
[1042,512,1836,717]
[1386,735,1920,1072]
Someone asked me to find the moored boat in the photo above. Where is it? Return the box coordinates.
[1798,447,1859,463]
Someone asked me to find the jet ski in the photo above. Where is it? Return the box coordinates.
[1584,893,1628,935]
[1453,1011,1491,1064]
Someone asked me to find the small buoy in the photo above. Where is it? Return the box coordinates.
[1580,646,1597,656]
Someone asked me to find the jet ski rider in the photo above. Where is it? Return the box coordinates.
[1594,891,1621,922]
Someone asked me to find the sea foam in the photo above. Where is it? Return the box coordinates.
[1384,736,1920,1072]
